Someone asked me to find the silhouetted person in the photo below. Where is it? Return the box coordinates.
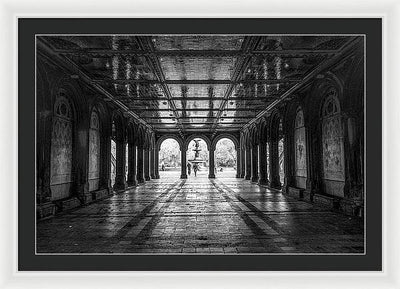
[187,162,191,176]
[193,164,198,177]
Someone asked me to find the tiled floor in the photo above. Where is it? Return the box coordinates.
[37,171,364,254]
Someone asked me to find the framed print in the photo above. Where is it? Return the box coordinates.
[0,0,398,283]
[14,17,383,272]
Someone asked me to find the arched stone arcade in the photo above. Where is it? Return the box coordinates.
[36,35,365,221]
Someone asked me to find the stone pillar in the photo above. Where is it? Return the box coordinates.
[304,127,313,197]
[144,149,151,181]
[99,132,112,193]
[37,111,53,204]
[127,143,137,187]
[137,147,145,183]
[240,147,246,178]
[36,110,56,219]
[113,139,127,191]
[244,148,251,180]
[251,145,259,182]
[258,142,269,185]
[236,149,241,178]
[180,148,187,179]
[209,147,216,178]
[154,147,160,179]
[75,124,90,202]
[269,140,281,189]
[150,148,156,179]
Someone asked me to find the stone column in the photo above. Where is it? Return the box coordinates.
[269,140,281,189]
[37,111,53,204]
[208,147,215,178]
[236,149,241,178]
[240,147,246,178]
[180,148,187,179]
[150,148,156,179]
[258,142,269,186]
[304,127,313,197]
[127,143,137,187]
[244,148,251,180]
[137,147,145,183]
[154,147,160,179]
[113,139,127,191]
[144,149,151,181]
[251,145,259,182]
[99,133,112,193]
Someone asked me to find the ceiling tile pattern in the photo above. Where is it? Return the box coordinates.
[160,57,237,80]
[39,35,357,134]
[153,36,244,50]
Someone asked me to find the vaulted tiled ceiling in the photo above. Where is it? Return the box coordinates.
[38,35,359,135]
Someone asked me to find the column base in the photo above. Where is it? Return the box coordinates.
[36,201,56,219]
[269,180,282,190]
[113,181,127,191]
[127,180,137,187]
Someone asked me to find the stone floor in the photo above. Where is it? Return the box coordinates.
[37,171,364,254]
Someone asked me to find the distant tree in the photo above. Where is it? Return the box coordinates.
[159,139,181,167]
[215,138,236,167]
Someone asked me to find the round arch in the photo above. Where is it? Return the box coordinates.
[126,122,136,144]
[50,76,88,125]
[249,125,259,147]
[211,133,239,152]
[258,117,268,144]
[305,73,344,125]
[136,125,146,148]
[89,100,111,136]
[268,110,284,142]
[156,134,184,152]
[184,134,211,151]
[111,111,126,142]
[243,129,252,149]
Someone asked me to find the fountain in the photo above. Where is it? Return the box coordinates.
[188,139,207,167]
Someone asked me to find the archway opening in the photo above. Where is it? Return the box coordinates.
[186,138,209,178]
[214,138,237,178]
[159,138,181,179]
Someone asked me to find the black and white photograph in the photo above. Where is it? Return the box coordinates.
[35,33,366,255]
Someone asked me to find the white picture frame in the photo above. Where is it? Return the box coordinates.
[1,0,399,287]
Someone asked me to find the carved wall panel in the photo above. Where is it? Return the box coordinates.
[294,110,307,178]
[50,95,73,200]
[110,139,116,186]
[322,116,345,181]
[278,139,285,185]
[88,110,100,191]
[321,90,345,182]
